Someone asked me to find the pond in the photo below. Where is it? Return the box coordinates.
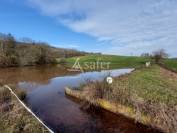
[0,65,160,133]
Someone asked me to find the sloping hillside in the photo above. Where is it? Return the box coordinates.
[66,54,151,69]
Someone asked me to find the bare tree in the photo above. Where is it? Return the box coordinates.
[152,49,168,63]
[0,32,87,67]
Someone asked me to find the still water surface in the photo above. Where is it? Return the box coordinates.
[0,65,160,133]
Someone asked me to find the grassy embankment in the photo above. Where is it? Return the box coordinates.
[162,58,177,72]
[0,86,49,133]
[65,55,177,132]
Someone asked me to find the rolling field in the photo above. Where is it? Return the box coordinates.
[65,54,151,69]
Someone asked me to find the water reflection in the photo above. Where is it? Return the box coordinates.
[0,65,77,84]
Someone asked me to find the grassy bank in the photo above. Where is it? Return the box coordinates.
[109,65,177,105]
[65,65,177,132]
[162,58,177,72]
[0,86,49,133]
[65,54,151,69]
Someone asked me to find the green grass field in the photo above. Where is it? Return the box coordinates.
[65,54,177,72]
[163,58,177,72]
[113,65,177,105]
[65,54,151,69]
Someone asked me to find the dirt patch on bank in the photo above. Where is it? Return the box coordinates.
[160,67,177,82]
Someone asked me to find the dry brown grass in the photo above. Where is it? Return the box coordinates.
[0,86,49,133]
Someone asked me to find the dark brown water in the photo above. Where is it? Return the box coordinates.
[0,65,161,133]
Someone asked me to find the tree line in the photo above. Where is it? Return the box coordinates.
[0,33,86,67]
[141,49,169,63]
